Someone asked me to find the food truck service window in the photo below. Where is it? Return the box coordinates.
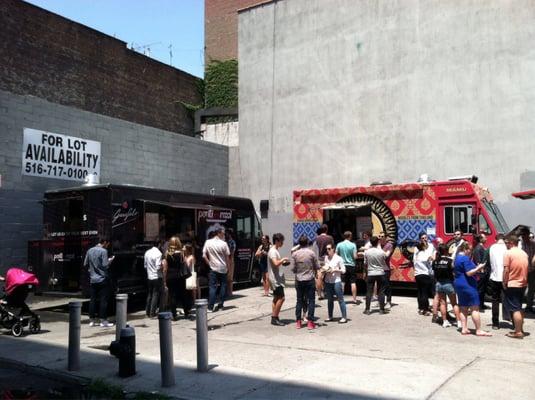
[444,205,473,234]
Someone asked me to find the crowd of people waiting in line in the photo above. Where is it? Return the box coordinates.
[83,227,237,327]
[83,221,535,339]
[261,224,535,339]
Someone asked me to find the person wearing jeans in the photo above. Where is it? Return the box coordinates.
[363,236,388,314]
[84,237,114,327]
[324,245,347,323]
[202,228,231,312]
[292,235,320,329]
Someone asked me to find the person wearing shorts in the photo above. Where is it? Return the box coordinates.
[268,233,288,326]
[336,231,358,304]
[432,244,461,328]
[503,234,529,339]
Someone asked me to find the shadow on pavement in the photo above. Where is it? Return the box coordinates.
[0,336,398,400]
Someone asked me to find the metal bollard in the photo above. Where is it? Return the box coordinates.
[195,299,208,372]
[158,312,175,387]
[115,293,128,342]
[68,301,82,371]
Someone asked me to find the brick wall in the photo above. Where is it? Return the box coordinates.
[0,89,229,273]
[205,0,268,62]
[0,0,201,135]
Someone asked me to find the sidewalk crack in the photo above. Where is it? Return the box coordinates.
[425,356,480,400]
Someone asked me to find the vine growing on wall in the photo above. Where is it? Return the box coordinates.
[204,59,238,110]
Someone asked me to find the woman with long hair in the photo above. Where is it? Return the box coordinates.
[184,243,199,302]
[162,236,192,320]
[432,244,461,328]
[255,235,271,296]
[453,242,491,336]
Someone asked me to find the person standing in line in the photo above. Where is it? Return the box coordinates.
[184,244,199,303]
[314,224,334,300]
[84,237,114,327]
[144,241,163,318]
[488,234,508,329]
[163,236,192,320]
[255,235,271,297]
[518,226,535,313]
[268,233,289,326]
[379,232,394,309]
[203,228,231,313]
[363,236,388,314]
[226,228,237,297]
[336,231,358,305]
[413,232,435,316]
[449,230,465,262]
[324,244,347,323]
[292,235,320,329]
[432,244,461,328]
[503,234,529,339]
[453,242,491,336]
[472,234,489,310]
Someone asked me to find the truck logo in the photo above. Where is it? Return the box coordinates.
[112,207,139,227]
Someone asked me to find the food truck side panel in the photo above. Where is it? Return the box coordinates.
[293,180,503,284]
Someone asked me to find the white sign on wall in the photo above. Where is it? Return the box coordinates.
[22,128,101,182]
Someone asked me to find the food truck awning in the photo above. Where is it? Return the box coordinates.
[138,199,234,211]
[512,189,535,200]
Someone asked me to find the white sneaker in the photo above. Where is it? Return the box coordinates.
[89,320,98,327]
[442,320,452,328]
[385,302,391,310]
[339,318,347,324]
[100,320,114,328]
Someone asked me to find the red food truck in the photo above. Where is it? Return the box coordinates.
[293,176,509,284]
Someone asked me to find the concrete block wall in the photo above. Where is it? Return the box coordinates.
[235,0,535,250]
[0,89,228,272]
[0,0,201,135]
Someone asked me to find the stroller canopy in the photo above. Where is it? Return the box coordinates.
[5,268,39,296]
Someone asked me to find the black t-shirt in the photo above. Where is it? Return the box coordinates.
[432,255,454,282]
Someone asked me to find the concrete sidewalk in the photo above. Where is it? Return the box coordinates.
[1,287,534,399]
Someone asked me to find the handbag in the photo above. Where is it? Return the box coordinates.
[186,268,197,290]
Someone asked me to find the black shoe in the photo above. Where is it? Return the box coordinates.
[379,309,389,314]
[363,310,371,315]
[271,317,285,326]
[492,325,500,330]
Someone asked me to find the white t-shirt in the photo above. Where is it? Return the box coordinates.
[413,246,434,276]
[202,236,230,273]
[324,254,346,283]
[489,240,507,282]
[144,246,162,280]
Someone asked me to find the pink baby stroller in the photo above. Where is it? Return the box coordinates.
[0,268,41,337]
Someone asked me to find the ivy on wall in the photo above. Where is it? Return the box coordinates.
[204,59,238,109]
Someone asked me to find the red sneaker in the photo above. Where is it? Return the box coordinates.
[307,320,316,330]
[296,320,302,329]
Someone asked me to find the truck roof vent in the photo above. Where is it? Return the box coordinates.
[448,175,478,183]
[417,174,431,183]
[370,181,392,186]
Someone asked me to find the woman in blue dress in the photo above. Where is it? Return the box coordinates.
[453,242,492,336]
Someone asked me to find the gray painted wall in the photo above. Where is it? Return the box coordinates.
[0,89,228,272]
[235,0,535,251]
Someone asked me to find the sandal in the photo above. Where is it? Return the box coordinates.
[461,331,471,335]
[506,332,524,339]
[475,331,492,337]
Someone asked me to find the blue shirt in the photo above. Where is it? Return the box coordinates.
[336,240,357,266]
[84,245,110,284]
[453,254,477,289]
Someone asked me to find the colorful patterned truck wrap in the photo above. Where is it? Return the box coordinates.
[293,179,509,283]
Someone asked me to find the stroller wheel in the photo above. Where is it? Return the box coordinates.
[29,318,41,334]
[11,322,23,337]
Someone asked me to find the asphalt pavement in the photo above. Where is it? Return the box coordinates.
[0,286,534,399]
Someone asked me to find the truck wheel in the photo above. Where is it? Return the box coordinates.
[250,266,262,286]
[11,322,23,337]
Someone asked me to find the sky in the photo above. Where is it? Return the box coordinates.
[25,0,205,78]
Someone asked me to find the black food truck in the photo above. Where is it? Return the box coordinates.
[28,184,262,297]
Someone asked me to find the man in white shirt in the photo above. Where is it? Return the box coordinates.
[449,230,465,262]
[203,228,231,312]
[488,234,507,329]
[144,242,163,318]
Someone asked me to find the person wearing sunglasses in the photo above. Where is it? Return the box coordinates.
[324,245,347,323]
